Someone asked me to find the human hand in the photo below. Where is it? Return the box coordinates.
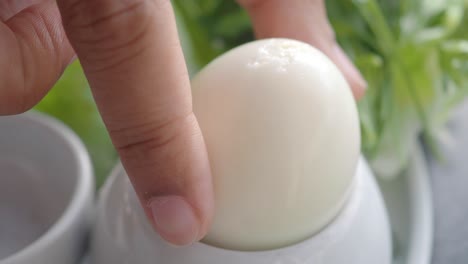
[0,0,366,246]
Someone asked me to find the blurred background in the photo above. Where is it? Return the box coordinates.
[34,0,468,187]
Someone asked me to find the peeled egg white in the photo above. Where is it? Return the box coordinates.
[192,39,360,251]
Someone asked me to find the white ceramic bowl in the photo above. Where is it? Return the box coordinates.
[0,112,94,264]
[91,157,391,264]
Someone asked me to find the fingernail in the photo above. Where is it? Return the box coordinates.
[150,195,200,246]
[333,45,367,98]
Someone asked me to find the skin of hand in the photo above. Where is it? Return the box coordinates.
[0,0,366,246]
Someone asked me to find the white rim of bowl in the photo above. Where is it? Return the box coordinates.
[406,144,433,263]
[2,111,94,262]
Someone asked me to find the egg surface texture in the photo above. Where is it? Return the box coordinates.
[192,39,360,251]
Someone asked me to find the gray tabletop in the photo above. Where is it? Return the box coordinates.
[429,100,468,264]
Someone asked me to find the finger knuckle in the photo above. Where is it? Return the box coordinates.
[0,91,36,115]
[60,0,160,71]
[0,75,36,115]
[113,112,198,166]
[61,0,148,33]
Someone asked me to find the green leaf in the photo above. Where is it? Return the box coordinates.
[353,0,396,55]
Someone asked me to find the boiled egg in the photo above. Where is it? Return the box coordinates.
[192,38,360,251]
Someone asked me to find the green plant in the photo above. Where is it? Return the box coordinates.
[329,0,468,177]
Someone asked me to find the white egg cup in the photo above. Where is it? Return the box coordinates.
[91,158,392,264]
[0,112,94,264]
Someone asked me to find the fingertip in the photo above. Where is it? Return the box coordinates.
[349,75,367,100]
[331,45,367,100]
[352,82,367,100]
[114,113,214,247]
[150,195,202,246]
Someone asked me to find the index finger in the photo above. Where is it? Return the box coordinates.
[57,0,214,245]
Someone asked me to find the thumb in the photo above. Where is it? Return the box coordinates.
[57,0,214,246]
